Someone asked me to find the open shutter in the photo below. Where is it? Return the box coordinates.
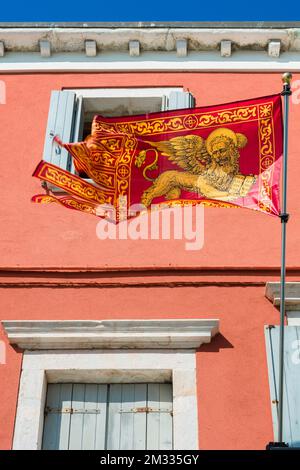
[162,90,195,111]
[70,95,84,174]
[43,91,76,170]
[42,91,84,189]
[265,326,300,447]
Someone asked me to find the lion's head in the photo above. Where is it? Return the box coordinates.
[205,128,247,176]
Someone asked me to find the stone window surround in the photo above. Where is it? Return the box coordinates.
[2,319,219,450]
[265,282,300,325]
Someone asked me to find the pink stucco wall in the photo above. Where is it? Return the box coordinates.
[0,72,300,268]
[0,71,299,449]
[0,285,277,449]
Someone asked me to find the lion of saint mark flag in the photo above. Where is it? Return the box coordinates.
[32,94,283,222]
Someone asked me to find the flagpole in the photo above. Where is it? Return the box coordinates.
[277,71,292,444]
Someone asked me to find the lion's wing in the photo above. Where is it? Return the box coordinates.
[146,135,208,174]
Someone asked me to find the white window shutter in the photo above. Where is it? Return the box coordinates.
[70,95,84,174]
[265,326,300,447]
[42,383,173,450]
[43,91,78,172]
[42,383,73,450]
[106,384,148,450]
[42,383,108,450]
[146,384,173,450]
[163,90,195,111]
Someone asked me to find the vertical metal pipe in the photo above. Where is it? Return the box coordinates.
[278,72,292,443]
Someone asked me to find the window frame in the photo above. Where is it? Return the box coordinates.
[42,87,196,190]
[42,382,174,450]
[12,349,198,450]
[5,318,219,450]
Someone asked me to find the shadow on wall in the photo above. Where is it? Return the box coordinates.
[198,334,234,353]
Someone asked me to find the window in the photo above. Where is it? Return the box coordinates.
[3,318,219,449]
[42,383,173,450]
[41,87,195,189]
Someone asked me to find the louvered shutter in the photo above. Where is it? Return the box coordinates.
[162,90,195,111]
[42,91,84,189]
[265,325,300,447]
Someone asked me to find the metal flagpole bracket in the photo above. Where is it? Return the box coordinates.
[266,442,289,450]
[280,213,290,223]
[41,181,49,193]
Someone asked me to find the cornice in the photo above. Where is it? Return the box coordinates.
[265,282,300,310]
[2,319,219,350]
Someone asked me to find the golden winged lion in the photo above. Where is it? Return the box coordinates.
[139,127,257,207]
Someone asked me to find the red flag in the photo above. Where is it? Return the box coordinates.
[33,94,283,222]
